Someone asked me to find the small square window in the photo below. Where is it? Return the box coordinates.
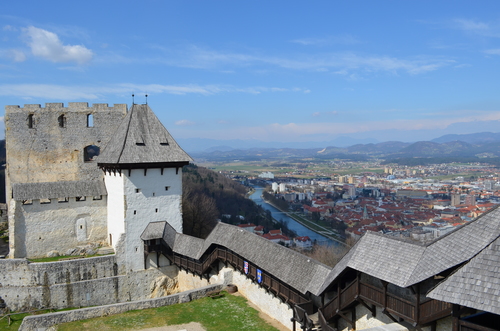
[58,197,69,203]
[135,188,141,193]
[76,196,86,202]
[133,210,137,215]
[165,186,170,191]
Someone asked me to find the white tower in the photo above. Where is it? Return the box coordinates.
[98,104,192,271]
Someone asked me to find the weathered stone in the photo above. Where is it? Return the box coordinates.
[46,251,59,258]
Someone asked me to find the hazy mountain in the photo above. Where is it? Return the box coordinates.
[431,132,500,144]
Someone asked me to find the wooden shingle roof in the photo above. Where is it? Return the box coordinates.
[318,205,500,293]
[141,221,331,296]
[427,237,500,314]
[12,180,107,200]
[98,104,192,167]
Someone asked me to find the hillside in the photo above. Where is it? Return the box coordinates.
[181,164,291,239]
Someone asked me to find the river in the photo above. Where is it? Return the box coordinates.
[249,187,336,246]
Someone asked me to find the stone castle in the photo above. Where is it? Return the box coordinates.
[1,102,499,331]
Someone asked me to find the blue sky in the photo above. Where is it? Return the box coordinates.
[2,1,500,147]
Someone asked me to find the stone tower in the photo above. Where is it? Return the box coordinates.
[98,104,192,271]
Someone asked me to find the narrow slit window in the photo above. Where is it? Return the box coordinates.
[165,186,170,191]
[87,114,94,127]
[28,114,34,128]
[58,114,66,128]
[135,188,141,193]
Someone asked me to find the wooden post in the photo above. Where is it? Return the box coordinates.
[415,283,420,325]
[452,304,460,331]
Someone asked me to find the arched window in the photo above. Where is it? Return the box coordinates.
[58,114,66,128]
[84,145,100,162]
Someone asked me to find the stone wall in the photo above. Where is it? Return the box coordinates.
[18,284,223,331]
[9,196,107,258]
[0,256,179,311]
[4,103,127,189]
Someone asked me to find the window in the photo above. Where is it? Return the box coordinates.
[58,114,66,128]
[58,197,69,203]
[155,208,158,213]
[87,114,94,127]
[133,210,137,215]
[76,196,86,201]
[135,188,141,193]
[40,198,51,204]
[28,114,34,128]
[165,186,170,191]
[93,195,102,200]
[84,145,100,162]
[22,199,32,205]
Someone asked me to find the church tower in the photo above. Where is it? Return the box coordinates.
[98,104,192,271]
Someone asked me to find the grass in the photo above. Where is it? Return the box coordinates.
[56,292,281,331]
[0,312,30,330]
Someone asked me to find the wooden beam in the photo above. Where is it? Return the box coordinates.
[356,297,376,317]
[336,309,355,329]
[382,308,399,323]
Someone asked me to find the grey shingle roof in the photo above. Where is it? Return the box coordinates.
[319,205,500,292]
[427,236,500,315]
[143,221,332,295]
[98,104,192,165]
[12,180,107,200]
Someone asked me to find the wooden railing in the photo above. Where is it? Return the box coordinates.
[144,242,310,308]
[459,320,498,331]
[321,277,452,326]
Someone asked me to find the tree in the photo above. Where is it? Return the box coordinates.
[182,186,219,239]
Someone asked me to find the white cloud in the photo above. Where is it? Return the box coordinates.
[22,26,93,64]
[175,120,195,126]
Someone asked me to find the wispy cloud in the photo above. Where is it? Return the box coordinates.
[484,49,500,55]
[160,45,453,76]
[0,83,308,99]
[291,34,360,46]
[22,26,93,64]
[312,111,338,117]
[185,111,500,142]
[0,49,26,62]
[451,18,500,38]
[175,120,195,126]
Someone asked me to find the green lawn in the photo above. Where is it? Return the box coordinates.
[56,292,281,331]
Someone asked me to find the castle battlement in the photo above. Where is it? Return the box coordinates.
[5,103,127,113]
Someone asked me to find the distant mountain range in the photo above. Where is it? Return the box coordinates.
[185,132,500,164]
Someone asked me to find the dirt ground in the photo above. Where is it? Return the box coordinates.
[140,322,206,331]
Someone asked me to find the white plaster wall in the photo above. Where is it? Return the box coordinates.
[105,172,125,249]
[10,197,107,258]
[232,269,293,330]
[176,265,292,330]
[123,168,183,271]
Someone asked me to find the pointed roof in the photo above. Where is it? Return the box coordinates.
[98,104,192,167]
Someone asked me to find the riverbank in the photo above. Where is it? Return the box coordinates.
[261,197,348,247]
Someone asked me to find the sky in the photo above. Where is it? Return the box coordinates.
[2,1,500,148]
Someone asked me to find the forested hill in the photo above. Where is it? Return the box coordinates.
[181,164,293,239]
